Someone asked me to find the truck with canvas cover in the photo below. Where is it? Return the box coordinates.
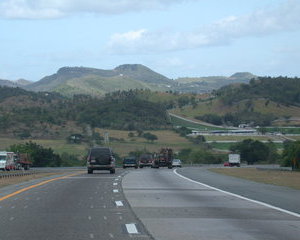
[152,148,173,169]
[16,153,32,170]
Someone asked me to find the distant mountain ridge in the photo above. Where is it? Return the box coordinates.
[175,72,256,93]
[2,64,257,96]
[0,78,32,88]
[25,64,174,96]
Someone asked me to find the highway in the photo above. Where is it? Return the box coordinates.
[0,170,152,240]
[123,167,300,240]
[0,167,300,240]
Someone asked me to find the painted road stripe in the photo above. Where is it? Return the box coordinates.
[115,201,123,207]
[0,173,80,202]
[68,177,116,179]
[113,189,119,193]
[125,223,139,234]
[174,169,300,218]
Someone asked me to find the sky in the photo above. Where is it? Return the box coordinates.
[0,0,300,81]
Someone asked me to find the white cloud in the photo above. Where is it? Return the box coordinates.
[0,0,195,19]
[107,0,300,54]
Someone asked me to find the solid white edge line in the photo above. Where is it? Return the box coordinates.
[125,223,139,234]
[173,169,300,218]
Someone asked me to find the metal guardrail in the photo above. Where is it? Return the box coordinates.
[0,170,37,179]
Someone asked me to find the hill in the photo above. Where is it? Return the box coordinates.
[0,79,20,88]
[175,72,256,93]
[0,78,32,88]
[0,86,170,138]
[26,64,174,96]
[171,76,300,127]
[15,79,32,86]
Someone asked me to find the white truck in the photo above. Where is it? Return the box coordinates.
[0,152,6,170]
[0,151,17,171]
[228,154,241,167]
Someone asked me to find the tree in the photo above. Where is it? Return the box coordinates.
[128,132,135,138]
[190,135,206,144]
[143,132,158,143]
[230,139,270,165]
[281,141,300,170]
[8,141,61,167]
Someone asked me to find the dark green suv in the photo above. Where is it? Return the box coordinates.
[87,147,115,174]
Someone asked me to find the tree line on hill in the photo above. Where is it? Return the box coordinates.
[196,112,275,127]
[215,76,300,107]
[194,76,300,127]
[0,87,170,133]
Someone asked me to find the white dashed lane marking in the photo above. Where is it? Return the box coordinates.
[125,223,139,234]
[109,233,114,238]
[115,201,123,207]
[113,189,119,193]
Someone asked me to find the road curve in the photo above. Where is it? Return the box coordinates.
[123,167,300,240]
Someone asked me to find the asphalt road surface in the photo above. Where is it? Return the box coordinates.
[0,170,152,240]
[1,167,300,240]
[123,167,300,240]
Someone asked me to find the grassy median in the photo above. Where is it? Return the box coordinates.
[210,168,300,190]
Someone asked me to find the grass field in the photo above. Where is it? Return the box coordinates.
[0,129,195,158]
[171,99,300,120]
[0,138,89,157]
[95,128,193,156]
[210,168,300,190]
[264,127,300,134]
[288,136,300,141]
[209,142,235,150]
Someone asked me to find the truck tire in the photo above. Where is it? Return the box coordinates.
[87,169,93,174]
[110,169,115,174]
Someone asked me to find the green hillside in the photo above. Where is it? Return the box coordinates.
[175,72,256,93]
[0,87,170,138]
[171,76,300,127]
[26,64,174,96]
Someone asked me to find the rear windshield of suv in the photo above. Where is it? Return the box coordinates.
[89,148,112,163]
